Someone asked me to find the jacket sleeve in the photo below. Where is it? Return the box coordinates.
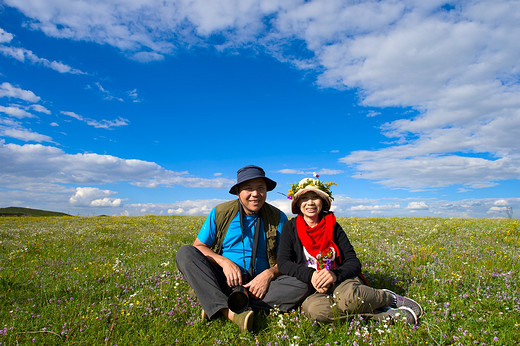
[332,222,362,282]
[277,219,315,284]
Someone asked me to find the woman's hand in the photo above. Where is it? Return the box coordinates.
[311,270,337,293]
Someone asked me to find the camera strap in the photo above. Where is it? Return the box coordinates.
[238,200,262,278]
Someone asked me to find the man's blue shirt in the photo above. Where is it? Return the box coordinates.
[197,207,287,275]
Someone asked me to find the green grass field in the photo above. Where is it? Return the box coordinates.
[1,216,519,345]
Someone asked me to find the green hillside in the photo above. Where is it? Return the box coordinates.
[0,206,71,217]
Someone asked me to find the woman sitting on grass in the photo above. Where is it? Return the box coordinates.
[277,177,423,324]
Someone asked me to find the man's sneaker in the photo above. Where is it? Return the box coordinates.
[387,307,417,325]
[383,289,423,319]
[201,309,209,321]
[232,309,254,332]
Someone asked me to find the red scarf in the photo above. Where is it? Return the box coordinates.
[296,213,341,270]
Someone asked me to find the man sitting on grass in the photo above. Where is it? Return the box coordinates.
[175,165,310,332]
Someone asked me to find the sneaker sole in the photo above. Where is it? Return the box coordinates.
[398,306,418,325]
[383,289,423,319]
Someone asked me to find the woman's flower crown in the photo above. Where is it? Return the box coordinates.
[287,173,336,200]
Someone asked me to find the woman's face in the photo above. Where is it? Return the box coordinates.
[299,191,323,219]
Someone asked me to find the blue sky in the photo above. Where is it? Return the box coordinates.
[0,0,518,218]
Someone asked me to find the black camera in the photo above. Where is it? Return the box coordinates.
[227,286,249,313]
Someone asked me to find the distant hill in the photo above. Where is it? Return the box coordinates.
[0,207,71,217]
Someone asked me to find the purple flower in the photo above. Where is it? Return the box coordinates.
[325,259,332,270]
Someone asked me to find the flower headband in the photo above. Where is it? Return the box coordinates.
[286,173,336,200]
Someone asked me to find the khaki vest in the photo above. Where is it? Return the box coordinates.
[211,199,280,269]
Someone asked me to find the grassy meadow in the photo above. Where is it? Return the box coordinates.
[1,215,519,345]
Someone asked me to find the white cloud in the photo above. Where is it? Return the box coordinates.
[61,111,83,120]
[0,117,19,127]
[0,141,233,189]
[108,196,519,217]
[406,201,429,210]
[0,182,76,213]
[132,174,233,189]
[93,82,124,102]
[314,2,520,189]
[3,0,290,55]
[0,27,14,43]
[167,208,184,215]
[61,111,129,129]
[494,199,509,206]
[0,128,53,142]
[0,105,35,118]
[31,104,51,114]
[268,198,292,216]
[341,150,520,190]
[127,88,140,102]
[0,45,85,74]
[277,168,344,175]
[69,187,118,206]
[273,195,520,218]
[4,0,520,191]
[351,203,401,211]
[131,51,164,63]
[0,109,54,143]
[86,117,129,129]
[366,111,380,118]
[317,168,343,175]
[91,198,123,207]
[87,83,139,103]
[0,82,40,102]
[278,168,306,174]
[487,204,513,218]
[132,199,223,216]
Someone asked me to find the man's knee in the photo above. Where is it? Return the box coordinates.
[175,244,199,271]
[282,275,310,295]
[271,275,311,301]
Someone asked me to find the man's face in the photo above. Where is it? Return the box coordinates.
[237,178,267,215]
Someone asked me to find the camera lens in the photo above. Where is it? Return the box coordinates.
[228,286,249,313]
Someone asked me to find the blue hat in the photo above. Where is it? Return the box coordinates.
[229,165,277,195]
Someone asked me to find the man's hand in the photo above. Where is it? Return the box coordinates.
[243,265,279,299]
[311,270,337,293]
[243,269,274,299]
[221,257,243,287]
[193,238,243,287]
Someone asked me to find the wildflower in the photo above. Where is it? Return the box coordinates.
[287,177,336,201]
[325,259,332,270]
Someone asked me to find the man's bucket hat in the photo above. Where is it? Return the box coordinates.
[229,165,277,195]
